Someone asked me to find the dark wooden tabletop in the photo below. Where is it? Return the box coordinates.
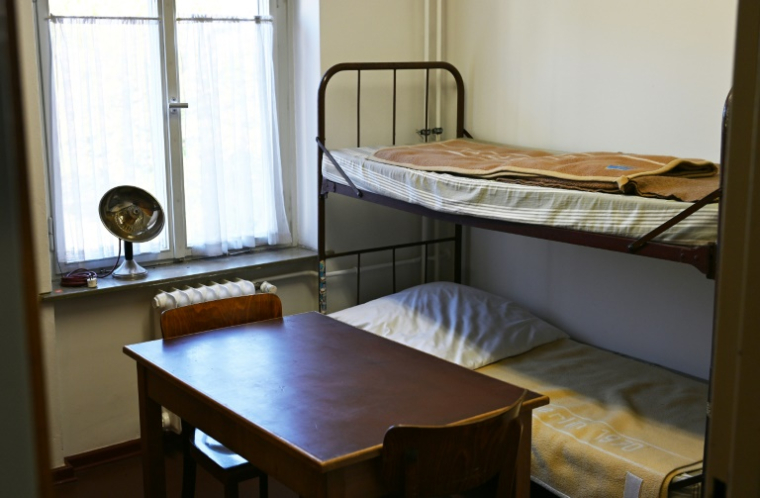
[124,312,537,471]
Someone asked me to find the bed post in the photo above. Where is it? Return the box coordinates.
[317,68,331,314]
[453,66,464,285]
[318,199,327,314]
[453,65,465,285]
[455,224,462,284]
[318,158,326,314]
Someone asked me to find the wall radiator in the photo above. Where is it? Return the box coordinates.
[152,277,277,432]
[152,278,277,311]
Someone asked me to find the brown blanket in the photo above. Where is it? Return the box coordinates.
[372,139,720,202]
[499,175,720,202]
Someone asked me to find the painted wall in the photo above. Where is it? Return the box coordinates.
[291,0,321,250]
[445,0,737,379]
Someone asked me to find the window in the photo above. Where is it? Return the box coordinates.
[38,0,292,273]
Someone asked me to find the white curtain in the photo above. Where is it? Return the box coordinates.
[49,6,292,266]
[177,17,292,257]
[49,17,168,267]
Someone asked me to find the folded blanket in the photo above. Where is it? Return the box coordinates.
[372,139,719,202]
[498,175,720,202]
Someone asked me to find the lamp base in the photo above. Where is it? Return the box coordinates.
[113,258,148,280]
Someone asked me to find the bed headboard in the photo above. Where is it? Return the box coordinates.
[317,61,466,149]
[317,62,468,313]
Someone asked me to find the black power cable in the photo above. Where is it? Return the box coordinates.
[60,240,123,287]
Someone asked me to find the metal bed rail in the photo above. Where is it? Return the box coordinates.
[324,236,458,308]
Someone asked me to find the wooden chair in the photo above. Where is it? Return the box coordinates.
[381,392,525,498]
[160,293,283,498]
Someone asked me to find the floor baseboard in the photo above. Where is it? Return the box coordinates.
[51,439,142,485]
[51,463,76,485]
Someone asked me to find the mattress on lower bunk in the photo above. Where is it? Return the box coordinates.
[322,146,718,245]
[329,282,707,498]
[478,339,705,498]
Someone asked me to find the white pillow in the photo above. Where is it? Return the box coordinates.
[329,282,567,369]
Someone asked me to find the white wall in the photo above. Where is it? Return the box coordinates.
[319,1,425,67]
[446,0,736,379]
[291,0,320,250]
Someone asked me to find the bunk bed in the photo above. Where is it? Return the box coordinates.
[317,62,725,313]
[316,61,718,497]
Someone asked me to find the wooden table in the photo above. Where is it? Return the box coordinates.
[124,312,548,498]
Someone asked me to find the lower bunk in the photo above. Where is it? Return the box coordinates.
[328,281,706,498]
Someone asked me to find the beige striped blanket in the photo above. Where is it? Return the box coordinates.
[372,139,719,202]
[477,339,707,498]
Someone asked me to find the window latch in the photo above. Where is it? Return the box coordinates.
[168,98,189,114]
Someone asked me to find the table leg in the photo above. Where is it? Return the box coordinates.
[137,365,166,498]
[515,411,533,498]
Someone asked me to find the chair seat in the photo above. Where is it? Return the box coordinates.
[194,430,249,470]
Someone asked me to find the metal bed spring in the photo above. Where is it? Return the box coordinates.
[317,62,723,312]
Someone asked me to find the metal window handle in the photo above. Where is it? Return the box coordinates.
[168,99,189,113]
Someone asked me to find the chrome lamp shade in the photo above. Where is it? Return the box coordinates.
[98,186,165,280]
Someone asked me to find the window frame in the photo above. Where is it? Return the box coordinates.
[34,0,296,276]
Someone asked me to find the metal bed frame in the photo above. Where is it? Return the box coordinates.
[317,61,723,314]
[316,61,716,494]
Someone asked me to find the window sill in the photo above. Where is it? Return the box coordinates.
[41,247,318,302]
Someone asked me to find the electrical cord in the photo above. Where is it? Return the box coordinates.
[60,240,123,287]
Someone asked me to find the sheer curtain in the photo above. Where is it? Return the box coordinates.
[177,16,292,257]
[49,16,168,267]
[48,0,292,267]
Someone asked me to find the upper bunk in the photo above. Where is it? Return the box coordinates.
[317,61,725,280]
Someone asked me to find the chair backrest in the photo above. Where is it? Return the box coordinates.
[159,293,283,339]
[381,391,525,498]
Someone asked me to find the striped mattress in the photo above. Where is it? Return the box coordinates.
[322,146,719,246]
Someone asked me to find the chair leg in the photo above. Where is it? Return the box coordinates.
[259,474,269,498]
[180,420,197,498]
[180,449,197,498]
[224,482,240,498]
